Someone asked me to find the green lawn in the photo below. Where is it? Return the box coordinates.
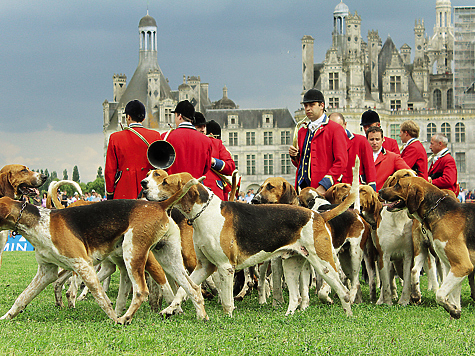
[0,252,474,355]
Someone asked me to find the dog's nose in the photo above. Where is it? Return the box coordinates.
[251,196,261,204]
[141,180,148,189]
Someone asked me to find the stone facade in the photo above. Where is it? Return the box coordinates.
[301,0,475,189]
[103,12,296,192]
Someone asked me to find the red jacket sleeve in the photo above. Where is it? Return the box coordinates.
[394,154,411,171]
[214,139,236,176]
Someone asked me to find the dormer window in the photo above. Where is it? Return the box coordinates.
[228,114,238,127]
[262,113,273,128]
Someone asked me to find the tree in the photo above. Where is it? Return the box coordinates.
[96,166,103,179]
[63,169,68,180]
[86,177,105,197]
[72,165,80,182]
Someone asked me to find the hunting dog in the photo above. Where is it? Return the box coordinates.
[379,176,475,319]
[0,177,207,324]
[298,187,370,304]
[251,177,298,307]
[326,178,414,306]
[141,159,361,317]
[0,164,47,266]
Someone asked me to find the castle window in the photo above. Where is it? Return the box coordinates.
[229,132,238,146]
[264,132,273,145]
[262,113,273,127]
[246,155,256,175]
[433,89,442,109]
[329,97,339,108]
[390,100,401,110]
[228,114,238,126]
[441,122,451,143]
[455,122,465,143]
[456,152,466,173]
[390,124,401,144]
[264,154,274,175]
[281,131,291,145]
[390,76,401,93]
[281,154,291,175]
[233,155,239,171]
[246,132,255,146]
[427,123,437,142]
[329,73,339,90]
[165,108,172,124]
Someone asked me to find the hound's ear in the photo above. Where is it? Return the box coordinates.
[0,200,11,220]
[324,186,335,203]
[382,175,395,189]
[280,182,297,205]
[406,185,424,215]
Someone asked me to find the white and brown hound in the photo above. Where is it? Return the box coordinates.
[141,159,361,317]
[0,177,207,324]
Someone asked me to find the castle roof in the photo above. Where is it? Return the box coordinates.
[204,108,295,129]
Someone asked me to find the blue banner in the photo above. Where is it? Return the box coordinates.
[3,232,35,252]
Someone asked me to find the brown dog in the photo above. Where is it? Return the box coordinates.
[298,186,370,304]
[379,176,475,318]
[0,178,206,324]
[0,165,47,267]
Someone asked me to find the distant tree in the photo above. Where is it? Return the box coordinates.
[63,169,68,180]
[72,166,80,182]
[51,171,57,180]
[96,166,103,179]
[86,177,105,197]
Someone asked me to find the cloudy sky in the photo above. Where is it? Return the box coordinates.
[0,0,464,182]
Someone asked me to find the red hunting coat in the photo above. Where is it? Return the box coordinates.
[292,117,348,190]
[400,138,429,180]
[374,148,410,191]
[202,137,236,201]
[163,123,213,179]
[383,136,400,154]
[105,126,162,199]
[341,131,376,190]
[428,150,458,194]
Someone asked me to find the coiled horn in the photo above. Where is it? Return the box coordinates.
[147,140,176,169]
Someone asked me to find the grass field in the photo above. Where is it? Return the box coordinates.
[0,252,475,355]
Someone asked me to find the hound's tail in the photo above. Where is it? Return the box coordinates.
[47,180,83,209]
[321,156,360,223]
[229,170,239,202]
[159,176,201,211]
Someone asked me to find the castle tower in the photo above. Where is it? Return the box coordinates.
[332,1,349,58]
[414,19,425,61]
[103,11,173,134]
[301,35,314,91]
[345,11,364,107]
[368,30,381,101]
[431,0,453,74]
[113,74,127,103]
[400,44,411,65]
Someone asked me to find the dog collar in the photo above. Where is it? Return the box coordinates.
[420,194,448,234]
[11,200,28,236]
[187,191,214,226]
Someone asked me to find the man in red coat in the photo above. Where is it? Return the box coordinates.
[163,100,213,179]
[428,133,458,194]
[361,109,400,154]
[367,126,410,191]
[194,113,236,200]
[329,112,377,191]
[105,100,162,199]
[289,89,347,196]
[399,120,428,180]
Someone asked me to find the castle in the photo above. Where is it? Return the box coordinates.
[102,12,296,191]
[299,0,475,189]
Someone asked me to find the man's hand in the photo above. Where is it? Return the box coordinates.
[289,145,298,158]
[316,185,326,197]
